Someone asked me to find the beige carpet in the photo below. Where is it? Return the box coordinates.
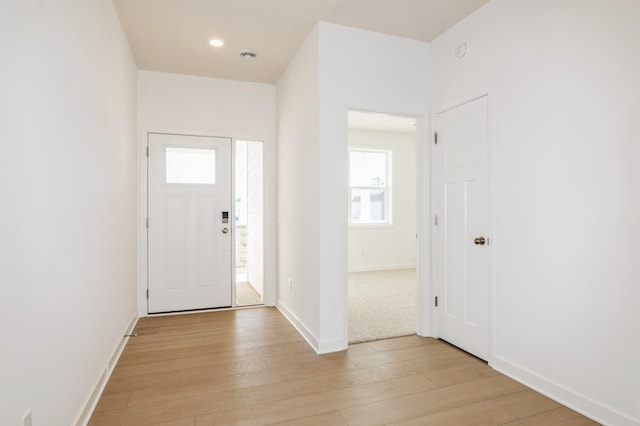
[348,268,416,344]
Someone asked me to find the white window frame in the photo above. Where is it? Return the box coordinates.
[348,147,393,226]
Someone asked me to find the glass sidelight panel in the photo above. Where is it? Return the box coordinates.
[235,140,264,306]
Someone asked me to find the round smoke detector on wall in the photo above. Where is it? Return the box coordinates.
[240,50,257,61]
[455,43,468,59]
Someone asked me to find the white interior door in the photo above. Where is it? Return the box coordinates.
[148,133,232,313]
[433,96,489,360]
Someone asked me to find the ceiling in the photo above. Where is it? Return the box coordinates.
[114,0,490,84]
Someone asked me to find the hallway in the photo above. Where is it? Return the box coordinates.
[90,308,595,425]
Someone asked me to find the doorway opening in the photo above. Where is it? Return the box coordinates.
[347,110,418,343]
[234,140,264,306]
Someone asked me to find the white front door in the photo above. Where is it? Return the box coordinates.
[433,96,489,360]
[148,133,232,313]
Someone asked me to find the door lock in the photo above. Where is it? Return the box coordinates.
[474,236,486,245]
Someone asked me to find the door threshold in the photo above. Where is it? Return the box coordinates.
[235,303,265,308]
[148,304,265,316]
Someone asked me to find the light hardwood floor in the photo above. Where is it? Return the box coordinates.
[90,307,598,425]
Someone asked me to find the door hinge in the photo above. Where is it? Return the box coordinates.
[146,218,149,229]
[146,289,149,299]
[435,296,438,307]
[434,215,438,226]
[146,146,149,157]
[434,131,438,145]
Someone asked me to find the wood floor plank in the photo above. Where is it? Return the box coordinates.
[289,364,413,396]
[118,344,206,367]
[490,389,562,419]
[194,374,438,426]
[422,361,500,387]
[111,349,247,379]
[242,341,314,358]
[290,351,476,397]
[501,407,600,425]
[346,341,461,369]
[198,333,305,355]
[103,370,180,394]
[90,381,297,425]
[148,418,195,426]
[176,348,337,378]
[127,355,353,407]
[93,391,130,412]
[178,355,355,386]
[127,377,257,407]
[338,375,527,426]
[366,334,437,352]
[389,400,516,425]
[90,307,597,426]
[331,342,377,356]
[267,411,348,425]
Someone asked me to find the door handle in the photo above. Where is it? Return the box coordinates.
[222,227,229,234]
[474,236,486,245]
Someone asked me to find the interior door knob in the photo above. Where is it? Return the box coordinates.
[474,236,486,245]
[222,228,229,234]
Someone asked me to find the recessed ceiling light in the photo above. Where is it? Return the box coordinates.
[209,39,224,47]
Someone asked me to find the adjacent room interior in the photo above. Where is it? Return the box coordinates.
[347,110,418,343]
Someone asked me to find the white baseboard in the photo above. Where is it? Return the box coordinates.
[317,337,347,354]
[73,312,139,426]
[275,300,347,355]
[491,356,639,426]
[276,300,320,353]
[416,323,435,338]
[348,263,416,273]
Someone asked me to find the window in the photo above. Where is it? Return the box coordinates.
[165,147,216,184]
[349,149,392,224]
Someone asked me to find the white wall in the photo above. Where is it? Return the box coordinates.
[277,23,430,353]
[276,26,322,345]
[317,23,431,351]
[137,71,277,311]
[348,129,417,272]
[431,1,640,424]
[0,1,138,424]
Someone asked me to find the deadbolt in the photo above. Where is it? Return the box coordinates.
[222,227,229,234]
[474,236,486,245]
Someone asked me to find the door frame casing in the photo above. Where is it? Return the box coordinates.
[431,92,495,365]
[340,106,432,348]
[137,130,273,316]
